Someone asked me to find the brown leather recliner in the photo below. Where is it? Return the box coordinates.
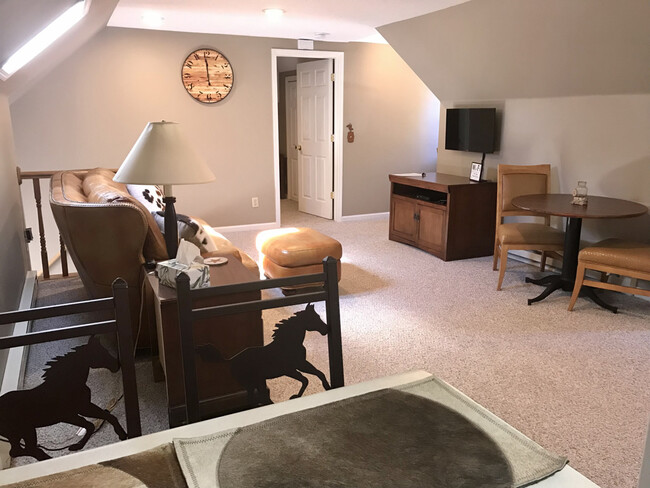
[50,168,258,347]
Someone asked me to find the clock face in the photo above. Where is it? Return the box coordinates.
[181,48,233,104]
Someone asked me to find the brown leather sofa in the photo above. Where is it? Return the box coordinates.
[50,168,258,346]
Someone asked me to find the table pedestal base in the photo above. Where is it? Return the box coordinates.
[525,275,617,313]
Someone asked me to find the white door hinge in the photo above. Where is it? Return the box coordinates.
[330,73,335,82]
[330,191,335,199]
[330,134,335,142]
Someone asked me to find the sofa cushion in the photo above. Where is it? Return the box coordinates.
[83,168,168,261]
[60,172,86,202]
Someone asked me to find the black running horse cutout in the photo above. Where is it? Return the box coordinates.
[197,304,331,406]
[0,336,127,461]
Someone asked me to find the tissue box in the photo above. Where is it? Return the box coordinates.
[156,259,210,289]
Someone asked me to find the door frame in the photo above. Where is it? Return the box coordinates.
[271,48,344,223]
[284,75,297,201]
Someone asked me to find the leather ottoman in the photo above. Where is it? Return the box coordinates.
[256,228,342,288]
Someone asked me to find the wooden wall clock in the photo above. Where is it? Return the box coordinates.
[181,48,233,104]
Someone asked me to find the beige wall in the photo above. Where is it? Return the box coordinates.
[437,95,650,243]
[379,0,650,101]
[380,0,650,243]
[0,95,30,378]
[10,27,438,228]
[317,41,439,215]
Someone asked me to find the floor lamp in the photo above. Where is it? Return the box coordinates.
[114,121,215,259]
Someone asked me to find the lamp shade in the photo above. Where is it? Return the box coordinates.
[114,121,215,185]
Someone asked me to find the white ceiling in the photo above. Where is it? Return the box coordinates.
[108,0,470,43]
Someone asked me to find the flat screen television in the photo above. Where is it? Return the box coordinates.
[445,108,497,154]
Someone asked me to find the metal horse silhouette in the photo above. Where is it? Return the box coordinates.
[0,336,127,461]
[197,304,331,405]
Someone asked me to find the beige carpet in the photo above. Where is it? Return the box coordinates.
[222,199,650,488]
[24,199,650,487]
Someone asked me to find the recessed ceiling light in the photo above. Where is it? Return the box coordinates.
[0,0,88,80]
[141,11,165,29]
[263,8,285,20]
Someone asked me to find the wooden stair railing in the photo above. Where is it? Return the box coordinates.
[18,168,67,280]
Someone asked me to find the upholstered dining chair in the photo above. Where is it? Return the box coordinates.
[493,164,564,290]
[568,239,650,313]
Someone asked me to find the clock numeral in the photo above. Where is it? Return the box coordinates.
[193,53,200,60]
[224,74,232,79]
[185,61,193,68]
[183,73,191,79]
[187,82,193,91]
[221,63,229,69]
[223,84,230,89]
[206,93,213,101]
[203,51,211,56]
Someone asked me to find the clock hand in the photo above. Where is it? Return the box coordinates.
[204,53,211,86]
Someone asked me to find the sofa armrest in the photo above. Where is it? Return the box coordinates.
[192,217,259,275]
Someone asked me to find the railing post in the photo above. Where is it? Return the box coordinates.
[32,178,49,279]
[59,234,68,277]
[176,272,200,424]
[323,256,344,388]
[112,278,141,438]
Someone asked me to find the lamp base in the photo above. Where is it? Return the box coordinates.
[163,196,178,259]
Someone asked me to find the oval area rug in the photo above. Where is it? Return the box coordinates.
[217,389,514,487]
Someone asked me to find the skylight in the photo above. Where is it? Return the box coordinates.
[0,0,88,81]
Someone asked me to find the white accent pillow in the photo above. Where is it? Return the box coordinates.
[127,184,165,213]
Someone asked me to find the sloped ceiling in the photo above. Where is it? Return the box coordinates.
[0,0,77,66]
[378,0,650,102]
[0,0,119,102]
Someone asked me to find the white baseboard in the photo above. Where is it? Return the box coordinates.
[341,212,389,222]
[0,270,37,469]
[213,222,278,233]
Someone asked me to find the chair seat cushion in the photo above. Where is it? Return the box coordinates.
[580,238,650,271]
[497,223,564,245]
[258,228,342,268]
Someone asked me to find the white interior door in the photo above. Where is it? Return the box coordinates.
[297,59,334,219]
[285,76,298,201]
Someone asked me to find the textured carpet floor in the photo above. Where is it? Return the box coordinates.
[225,199,650,488]
[22,199,650,488]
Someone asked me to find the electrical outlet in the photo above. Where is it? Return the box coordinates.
[252,197,259,208]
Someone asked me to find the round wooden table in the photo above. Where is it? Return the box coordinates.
[511,194,648,312]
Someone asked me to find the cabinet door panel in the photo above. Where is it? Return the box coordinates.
[390,197,417,241]
[417,205,446,253]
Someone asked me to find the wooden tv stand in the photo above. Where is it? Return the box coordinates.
[389,173,497,261]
